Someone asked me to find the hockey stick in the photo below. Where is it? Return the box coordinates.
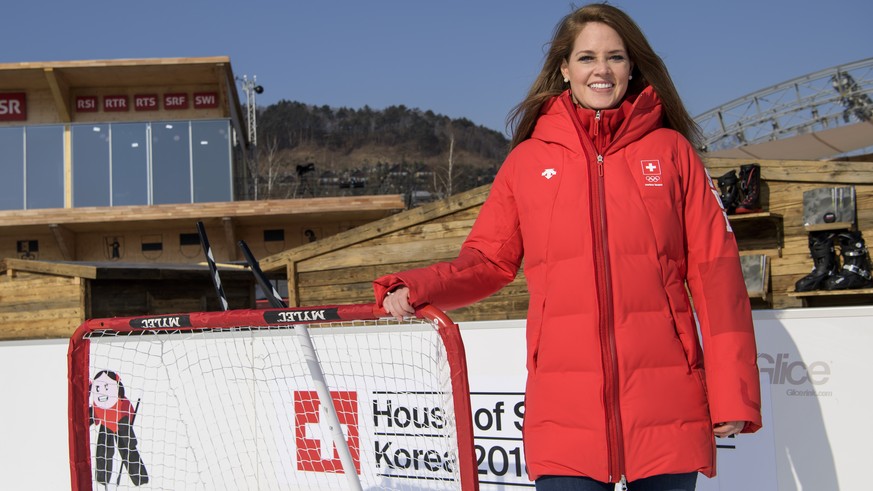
[238,240,285,308]
[196,221,229,311]
[237,239,364,491]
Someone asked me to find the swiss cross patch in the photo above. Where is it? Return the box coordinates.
[640,160,663,186]
[641,160,661,175]
[295,390,361,474]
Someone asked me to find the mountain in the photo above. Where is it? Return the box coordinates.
[248,101,509,203]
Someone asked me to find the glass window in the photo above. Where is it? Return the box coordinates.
[25,126,64,209]
[0,127,24,210]
[192,120,232,202]
[72,124,111,207]
[111,123,149,206]
[151,121,191,204]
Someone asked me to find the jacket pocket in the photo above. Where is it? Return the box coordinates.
[694,366,709,400]
[663,281,702,371]
[526,294,545,375]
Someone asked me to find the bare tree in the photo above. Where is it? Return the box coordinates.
[245,148,260,200]
[447,132,454,197]
[434,126,461,198]
[257,137,288,199]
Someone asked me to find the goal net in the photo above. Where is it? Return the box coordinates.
[68,304,478,490]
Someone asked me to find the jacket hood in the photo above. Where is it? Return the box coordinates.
[531,85,664,155]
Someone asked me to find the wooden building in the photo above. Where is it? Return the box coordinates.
[260,157,873,321]
[0,57,405,339]
[0,57,405,265]
[0,258,255,340]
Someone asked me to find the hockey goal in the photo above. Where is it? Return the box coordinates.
[68,304,478,490]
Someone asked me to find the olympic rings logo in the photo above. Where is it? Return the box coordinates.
[645,175,660,182]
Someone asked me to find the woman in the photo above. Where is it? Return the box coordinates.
[376,4,761,490]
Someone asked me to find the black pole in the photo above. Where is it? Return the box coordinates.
[196,221,229,311]
[238,240,287,309]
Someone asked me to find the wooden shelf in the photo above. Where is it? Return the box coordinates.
[787,287,873,308]
[787,287,873,298]
[804,222,853,232]
[729,212,778,221]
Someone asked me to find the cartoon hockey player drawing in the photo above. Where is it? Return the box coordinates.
[90,370,149,487]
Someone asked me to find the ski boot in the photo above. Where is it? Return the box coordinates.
[824,230,873,290]
[735,163,763,214]
[794,231,839,292]
[716,169,740,214]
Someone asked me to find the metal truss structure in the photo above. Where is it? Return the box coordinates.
[695,57,873,155]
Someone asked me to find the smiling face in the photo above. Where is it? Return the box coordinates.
[561,22,633,110]
[91,373,119,410]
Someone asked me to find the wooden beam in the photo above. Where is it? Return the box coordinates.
[43,67,71,122]
[259,185,489,271]
[214,63,230,119]
[0,258,96,279]
[222,217,238,261]
[3,262,14,279]
[703,157,873,183]
[286,262,299,307]
[0,195,405,228]
[63,127,72,208]
[49,224,77,260]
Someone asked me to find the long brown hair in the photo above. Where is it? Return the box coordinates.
[507,3,702,150]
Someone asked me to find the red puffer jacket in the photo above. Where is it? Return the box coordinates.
[374,87,762,483]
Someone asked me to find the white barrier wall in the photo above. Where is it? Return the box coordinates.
[0,306,870,490]
[0,338,70,489]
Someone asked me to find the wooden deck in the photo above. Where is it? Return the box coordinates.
[262,157,873,319]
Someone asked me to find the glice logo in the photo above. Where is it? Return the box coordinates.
[295,390,360,473]
[758,352,831,386]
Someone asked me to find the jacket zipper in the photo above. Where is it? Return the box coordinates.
[565,98,627,483]
[596,150,624,483]
[589,107,625,482]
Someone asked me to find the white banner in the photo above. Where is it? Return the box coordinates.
[463,320,779,489]
[460,307,872,490]
[0,306,870,490]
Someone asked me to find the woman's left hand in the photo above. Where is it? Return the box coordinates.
[713,420,745,438]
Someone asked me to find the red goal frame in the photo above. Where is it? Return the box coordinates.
[68,303,478,490]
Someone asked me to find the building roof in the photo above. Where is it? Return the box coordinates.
[706,120,873,160]
[0,56,245,138]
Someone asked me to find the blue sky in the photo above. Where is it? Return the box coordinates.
[2,1,871,134]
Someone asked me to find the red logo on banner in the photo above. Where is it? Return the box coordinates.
[134,94,159,111]
[164,93,189,110]
[193,92,218,109]
[294,390,360,473]
[104,95,129,112]
[75,96,98,112]
[0,92,26,121]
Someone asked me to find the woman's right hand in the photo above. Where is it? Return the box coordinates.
[382,286,415,320]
